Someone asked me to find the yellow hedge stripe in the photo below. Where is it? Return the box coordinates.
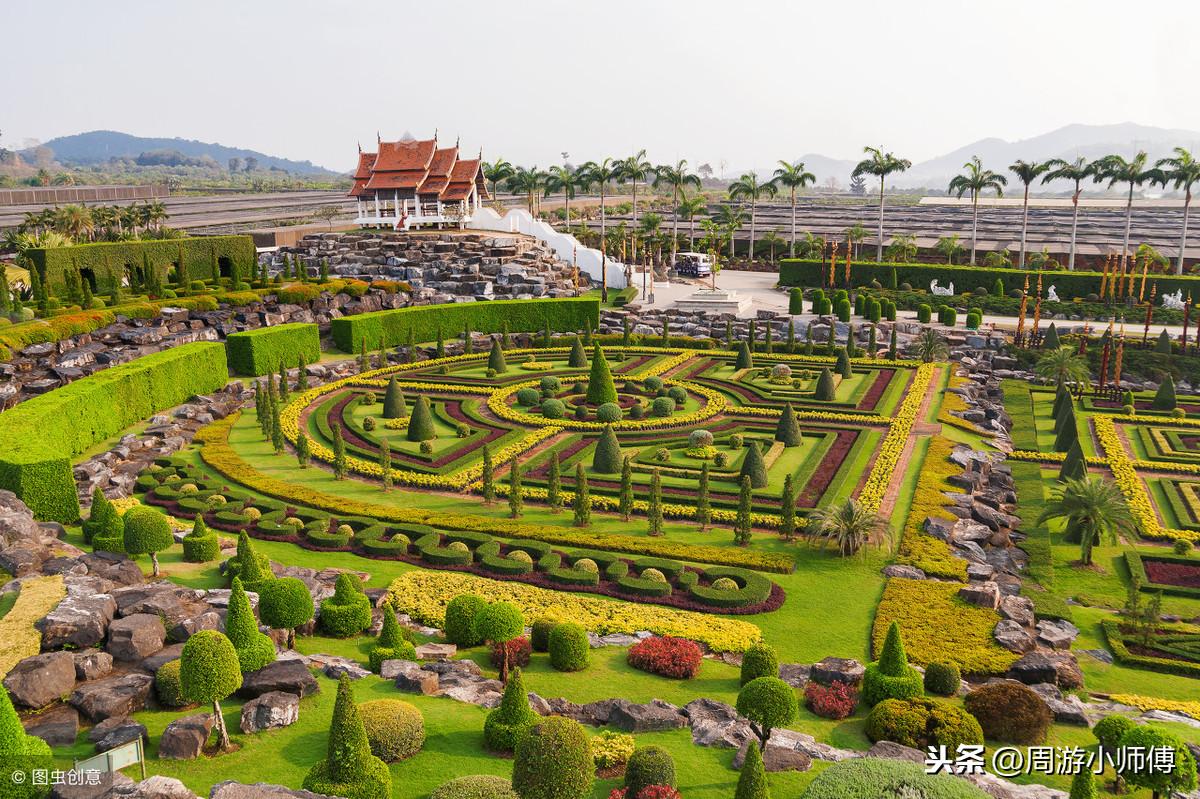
[0,575,66,678]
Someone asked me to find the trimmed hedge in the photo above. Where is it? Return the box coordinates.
[226,323,320,376]
[26,236,255,293]
[1124,551,1200,599]
[0,342,228,521]
[1100,618,1200,678]
[330,298,601,352]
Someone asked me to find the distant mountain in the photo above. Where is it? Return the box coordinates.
[23,130,340,175]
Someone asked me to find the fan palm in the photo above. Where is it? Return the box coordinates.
[653,160,701,263]
[617,150,655,263]
[1041,157,1098,270]
[808,498,889,557]
[1155,147,1200,274]
[1038,476,1135,566]
[1009,160,1052,268]
[712,204,748,258]
[795,231,826,260]
[852,147,912,262]
[934,235,965,265]
[1094,151,1164,273]
[913,327,949,363]
[638,212,663,266]
[728,172,777,260]
[676,195,708,251]
[54,205,94,242]
[772,161,817,256]
[144,200,168,231]
[1034,347,1091,386]
[884,233,917,263]
[483,159,515,201]
[544,165,580,228]
[948,156,1007,265]
[758,230,787,263]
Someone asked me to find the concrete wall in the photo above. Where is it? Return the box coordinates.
[468,207,628,289]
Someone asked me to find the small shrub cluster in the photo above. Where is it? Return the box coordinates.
[319,573,373,637]
[626,636,702,679]
[591,730,636,770]
[962,682,1052,744]
[358,699,425,762]
[804,680,858,720]
[865,697,984,751]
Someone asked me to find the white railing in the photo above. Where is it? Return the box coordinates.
[467,207,628,289]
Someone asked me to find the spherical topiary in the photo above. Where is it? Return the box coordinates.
[654,447,671,462]
[629,403,645,419]
[667,386,687,404]
[420,440,434,454]
[444,594,487,647]
[530,617,558,652]
[178,483,199,495]
[689,430,714,448]
[122,505,175,575]
[484,667,538,752]
[771,364,792,380]
[540,398,566,419]
[923,662,961,696]
[1174,538,1193,555]
[963,682,1052,744]
[474,602,525,677]
[179,630,242,748]
[516,388,540,406]
[739,642,779,687]
[549,622,590,672]
[244,507,262,521]
[1092,714,1136,752]
[430,776,519,799]
[729,433,744,449]
[865,698,983,751]
[284,516,305,530]
[155,659,189,708]
[640,568,666,583]
[259,576,315,649]
[736,677,799,746]
[362,417,376,432]
[208,494,228,507]
[1116,724,1198,798]
[624,746,677,797]
[512,717,594,799]
[539,376,561,393]
[596,403,622,423]
[711,577,738,591]
[574,558,598,573]
[651,397,675,417]
[643,376,664,393]
[319,572,373,638]
[509,549,533,564]
[448,540,470,554]
[359,699,425,761]
[714,452,729,468]
[336,524,354,538]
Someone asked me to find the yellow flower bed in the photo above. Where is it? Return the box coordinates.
[732,406,891,425]
[387,570,761,652]
[0,575,66,677]
[487,378,727,432]
[1109,694,1200,719]
[519,360,554,371]
[872,577,1018,675]
[894,437,967,581]
[858,362,934,514]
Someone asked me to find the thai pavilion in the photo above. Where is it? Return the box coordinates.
[350,134,489,229]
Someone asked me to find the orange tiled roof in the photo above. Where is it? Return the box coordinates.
[350,137,483,202]
[373,139,436,172]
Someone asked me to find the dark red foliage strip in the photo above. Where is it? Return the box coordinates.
[804,680,858,719]
[627,636,703,679]
[1144,559,1200,589]
[855,369,894,413]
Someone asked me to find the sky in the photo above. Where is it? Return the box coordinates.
[3,0,1199,174]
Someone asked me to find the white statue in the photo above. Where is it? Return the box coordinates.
[1046,285,1059,303]
[930,279,954,297]
[1163,289,1186,311]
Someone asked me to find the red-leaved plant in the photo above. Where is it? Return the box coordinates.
[609,787,681,799]
[804,679,858,719]
[627,636,703,679]
[490,636,532,669]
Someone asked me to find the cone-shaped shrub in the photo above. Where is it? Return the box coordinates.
[1054,407,1079,453]
[775,403,801,447]
[320,573,372,637]
[369,605,415,672]
[513,717,593,799]
[303,675,392,799]
[1156,328,1173,354]
[259,576,314,650]
[444,594,487,646]
[487,338,507,374]
[592,425,622,474]
[382,377,407,419]
[862,621,924,706]
[1153,374,1178,410]
[735,340,753,369]
[1068,769,1098,799]
[182,516,220,563]
[835,348,851,378]
[483,667,538,752]
[735,740,770,799]
[229,531,273,592]
[740,442,768,489]
[1051,382,1071,420]
[1059,440,1086,482]
[226,577,277,673]
[568,335,587,368]
[585,346,618,404]
[407,395,436,441]
[815,367,836,401]
[83,487,122,545]
[1043,323,1060,350]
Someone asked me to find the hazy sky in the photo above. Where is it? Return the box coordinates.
[3,0,1198,173]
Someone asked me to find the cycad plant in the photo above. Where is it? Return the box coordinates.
[1037,476,1135,566]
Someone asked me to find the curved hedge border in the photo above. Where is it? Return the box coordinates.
[330,297,600,352]
[0,342,228,521]
[226,323,320,376]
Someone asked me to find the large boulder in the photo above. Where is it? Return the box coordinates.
[51,771,135,799]
[159,714,214,760]
[239,691,300,734]
[683,698,752,748]
[38,587,117,650]
[106,613,166,662]
[79,552,144,586]
[88,716,149,751]
[73,649,114,681]
[384,660,439,695]
[1007,652,1059,686]
[607,699,686,733]
[23,704,80,746]
[809,657,864,687]
[733,732,814,772]
[993,620,1037,654]
[111,775,197,799]
[998,595,1036,627]
[1036,619,1079,650]
[958,581,1001,609]
[4,651,77,709]
[0,490,40,547]
[141,644,185,673]
[70,673,154,722]
[237,660,318,699]
[0,545,49,577]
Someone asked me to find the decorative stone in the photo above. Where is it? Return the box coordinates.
[88,717,148,751]
[106,613,166,662]
[993,620,1037,654]
[777,663,811,688]
[23,704,80,746]
[71,674,154,722]
[683,698,752,748]
[415,643,456,661]
[957,581,1001,609]
[809,657,864,687]
[1007,652,1059,686]
[38,589,117,650]
[1036,619,1079,650]
[209,782,335,799]
[4,651,77,709]
[237,660,319,699]
[385,660,439,695]
[159,714,214,760]
[239,691,300,734]
[111,775,197,799]
[998,595,1036,627]
[733,734,813,772]
[867,740,926,763]
[607,699,686,733]
[73,649,114,681]
[882,565,925,580]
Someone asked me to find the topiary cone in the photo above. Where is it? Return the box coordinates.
[774,403,801,447]
[591,425,622,474]
[1153,374,1178,410]
[487,337,507,373]
[568,335,587,368]
[407,395,436,441]
[735,340,753,369]
[1059,440,1086,482]
[735,740,770,799]
[814,367,836,401]
[585,345,618,404]
[739,442,768,489]
[877,621,910,676]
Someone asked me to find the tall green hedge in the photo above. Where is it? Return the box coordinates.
[330,298,601,353]
[0,342,228,522]
[778,259,1200,301]
[25,236,256,294]
[226,323,320,376]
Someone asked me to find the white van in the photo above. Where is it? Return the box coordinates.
[674,252,714,278]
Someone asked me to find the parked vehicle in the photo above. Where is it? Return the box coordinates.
[674,252,713,277]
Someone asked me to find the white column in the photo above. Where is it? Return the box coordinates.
[374,194,380,220]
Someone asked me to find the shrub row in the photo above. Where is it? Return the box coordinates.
[226,323,320,376]
[1123,551,1200,598]
[1101,618,1200,678]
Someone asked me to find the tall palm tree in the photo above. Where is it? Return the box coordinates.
[913,327,949,363]
[1034,347,1091,386]
[144,200,168,231]
[844,223,868,260]
[771,161,816,257]
[1094,151,1163,275]
[544,165,580,228]
[638,212,663,266]
[54,205,94,242]
[653,160,701,264]
[617,150,655,264]
[851,147,912,262]
[1041,157,1097,271]
[712,204,748,258]
[579,158,622,302]
[483,159,515,201]
[808,498,889,556]
[676,195,708,251]
[506,167,544,215]
[1155,147,1200,274]
[727,172,776,260]
[1038,476,1134,566]
[948,156,1007,265]
[758,230,787,263]
[1009,159,1052,268]
[795,231,826,260]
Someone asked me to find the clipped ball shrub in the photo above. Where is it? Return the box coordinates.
[739,642,779,686]
[689,430,714,448]
[963,682,1052,744]
[430,776,519,799]
[640,567,666,583]
[596,403,622,423]
[923,662,961,696]
[319,572,373,637]
[651,397,675,417]
[530,617,558,652]
[802,757,990,799]
[513,717,594,799]
[711,577,738,591]
[643,376,664,393]
[516,388,540,406]
[865,697,983,751]
[444,594,487,647]
[625,746,676,798]
[574,558,599,573]
[359,699,425,762]
[155,659,189,708]
[667,386,687,404]
[541,398,566,419]
[549,622,589,672]
[540,376,562,393]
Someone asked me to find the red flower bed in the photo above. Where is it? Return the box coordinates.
[1144,559,1200,589]
[627,636,703,679]
[804,680,858,719]
[610,787,681,799]
[490,636,532,669]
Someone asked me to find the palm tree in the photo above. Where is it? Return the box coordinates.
[771,161,817,256]
[795,231,826,260]
[1041,157,1097,270]
[808,498,889,556]
[844,223,868,260]
[653,160,701,264]
[618,150,655,264]
[852,147,912,262]
[913,327,949,363]
[144,200,168,231]
[1009,160,1052,268]
[698,219,728,290]
[948,156,1007,265]
[544,165,580,228]
[638,212,663,267]
[1094,152,1163,275]
[578,158,622,302]
[727,172,777,261]
[1037,476,1134,566]
[676,195,708,251]
[506,167,544,215]
[934,235,965,265]
[1155,147,1200,274]
[1034,347,1091,386]
[884,233,917,263]
[758,230,787,263]
[54,205,94,242]
[483,159,515,201]
[712,204,748,258]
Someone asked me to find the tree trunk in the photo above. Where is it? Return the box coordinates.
[600,185,608,303]
[150,552,159,578]
[672,187,680,265]
[790,189,797,257]
[1177,189,1191,275]
[1122,184,1134,275]
[1068,189,1080,271]
[631,184,638,264]
[970,193,979,265]
[213,699,229,750]
[749,199,756,262]
[287,628,296,650]
[876,179,886,262]
[1019,185,1030,268]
